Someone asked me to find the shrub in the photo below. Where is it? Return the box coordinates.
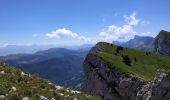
[123,55,131,66]
[116,46,124,53]
[145,52,148,55]
[134,57,137,62]
[114,53,117,56]
[145,52,151,55]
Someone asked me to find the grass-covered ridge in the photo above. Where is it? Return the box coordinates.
[97,42,170,81]
[0,64,100,100]
[160,30,170,40]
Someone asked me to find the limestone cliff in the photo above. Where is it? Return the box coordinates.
[155,30,170,56]
[83,42,170,100]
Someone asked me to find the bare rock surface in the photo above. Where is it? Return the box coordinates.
[155,30,170,56]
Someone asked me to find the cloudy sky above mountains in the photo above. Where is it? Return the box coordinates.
[0,0,170,46]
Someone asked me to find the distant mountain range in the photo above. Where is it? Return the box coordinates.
[0,47,91,87]
[0,35,157,88]
[0,32,166,89]
[0,44,93,56]
[112,35,155,51]
[1,30,170,100]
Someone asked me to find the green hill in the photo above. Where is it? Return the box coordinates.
[159,30,170,40]
[97,42,170,81]
[0,48,88,87]
[0,64,99,100]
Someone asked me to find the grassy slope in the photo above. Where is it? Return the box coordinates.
[0,64,100,100]
[160,30,170,40]
[97,42,170,81]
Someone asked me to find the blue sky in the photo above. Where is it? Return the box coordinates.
[0,0,170,46]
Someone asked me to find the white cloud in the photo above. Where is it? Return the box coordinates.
[99,24,136,42]
[141,21,150,26]
[46,28,89,42]
[46,28,76,38]
[98,11,151,42]
[124,11,139,26]
[98,11,152,42]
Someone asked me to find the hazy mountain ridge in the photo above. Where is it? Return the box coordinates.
[112,35,155,51]
[0,44,93,56]
[0,48,90,87]
[19,55,84,86]
[0,45,55,56]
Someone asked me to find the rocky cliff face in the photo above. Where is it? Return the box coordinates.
[83,42,170,100]
[155,30,170,56]
[137,73,170,100]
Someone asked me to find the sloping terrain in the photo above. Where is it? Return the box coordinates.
[83,42,170,100]
[98,42,170,81]
[0,48,88,87]
[19,55,84,86]
[0,63,100,100]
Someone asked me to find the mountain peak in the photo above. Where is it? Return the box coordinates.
[154,30,170,56]
[112,35,154,51]
[159,30,170,40]
[134,35,141,39]
[83,42,170,100]
[160,30,169,33]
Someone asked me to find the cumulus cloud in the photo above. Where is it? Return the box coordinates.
[46,28,89,41]
[98,11,151,42]
[124,11,139,26]
[99,25,136,41]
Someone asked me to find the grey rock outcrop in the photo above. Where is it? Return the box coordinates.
[83,42,170,100]
[149,74,170,100]
[155,30,170,56]
[137,73,170,100]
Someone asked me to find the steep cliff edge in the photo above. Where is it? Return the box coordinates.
[83,42,170,100]
[155,30,170,56]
